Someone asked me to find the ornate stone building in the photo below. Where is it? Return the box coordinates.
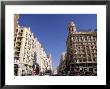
[14,26,35,76]
[66,21,97,76]
[14,14,53,76]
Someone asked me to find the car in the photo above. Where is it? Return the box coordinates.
[44,73,51,76]
[44,75,49,76]
[53,74,59,76]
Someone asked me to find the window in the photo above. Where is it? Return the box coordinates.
[21,30,23,32]
[14,52,19,56]
[82,36,84,40]
[14,34,17,37]
[75,59,77,62]
[83,54,86,57]
[23,58,25,61]
[85,37,87,41]
[19,33,22,36]
[70,43,72,46]
[82,50,85,53]
[93,36,96,41]
[25,42,26,46]
[14,38,16,41]
[71,37,73,42]
[79,59,82,62]
[83,58,86,62]
[88,57,92,61]
[87,54,91,57]
[86,45,89,48]
[78,55,81,57]
[71,55,73,59]
[80,36,82,40]
[73,37,75,41]
[91,46,93,49]
[77,37,79,42]
[78,46,80,49]
[30,34,31,37]
[16,48,20,51]
[95,68,97,72]
[93,58,96,61]
[16,29,18,32]
[76,37,78,41]
[91,36,93,40]
[87,36,89,41]
[81,42,83,45]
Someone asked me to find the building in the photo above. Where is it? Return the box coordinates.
[53,68,58,75]
[14,26,38,76]
[38,47,49,75]
[65,21,97,76]
[14,14,19,33]
[14,15,52,76]
[58,52,67,75]
[47,54,53,71]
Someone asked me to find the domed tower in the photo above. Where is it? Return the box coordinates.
[66,21,76,48]
[65,21,76,74]
[68,21,76,34]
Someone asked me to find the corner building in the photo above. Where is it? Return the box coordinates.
[14,15,53,76]
[66,21,97,76]
[14,26,36,76]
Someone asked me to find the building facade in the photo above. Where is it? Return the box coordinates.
[58,52,67,75]
[14,14,19,34]
[47,54,53,71]
[65,21,97,76]
[14,15,52,76]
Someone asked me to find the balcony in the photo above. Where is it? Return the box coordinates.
[14,52,20,57]
[19,29,23,33]
[18,33,23,37]
[16,43,21,47]
[16,38,22,42]
[14,34,17,37]
[14,54,20,57]
[15,48,20,52]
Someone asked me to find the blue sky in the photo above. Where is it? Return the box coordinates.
[18,14,97,68]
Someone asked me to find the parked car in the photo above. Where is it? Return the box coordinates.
[44,73,51,76]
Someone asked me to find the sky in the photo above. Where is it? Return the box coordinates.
[18,14,97,68]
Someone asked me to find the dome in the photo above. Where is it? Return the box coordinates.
[68,21,75,27]
[68,21,76,32]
